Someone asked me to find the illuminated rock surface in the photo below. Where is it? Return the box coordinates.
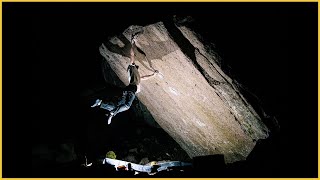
[100,20,269,163]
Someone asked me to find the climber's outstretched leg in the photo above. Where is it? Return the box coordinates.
[105,91,135,125]
[100,101,117,125]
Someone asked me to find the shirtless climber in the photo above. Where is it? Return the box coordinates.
[91,34,159,125]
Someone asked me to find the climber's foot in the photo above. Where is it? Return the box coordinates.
[106,112,114,125]
[91,99,102,107]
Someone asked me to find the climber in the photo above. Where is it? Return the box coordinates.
[91,35,158,125]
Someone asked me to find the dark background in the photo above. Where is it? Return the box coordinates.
[3,2,318,177]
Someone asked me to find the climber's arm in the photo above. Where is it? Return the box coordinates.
[141,70,159,81]
[130,46,135,64]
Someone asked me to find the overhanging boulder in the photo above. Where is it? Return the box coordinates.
[99,20,269,163]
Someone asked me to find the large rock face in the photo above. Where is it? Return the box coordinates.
[99,19,269,163]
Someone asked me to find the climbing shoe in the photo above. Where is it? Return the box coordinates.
[107,112,114,125]
[91,99,102,107]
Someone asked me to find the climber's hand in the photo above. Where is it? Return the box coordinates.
[131,35,136,45]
